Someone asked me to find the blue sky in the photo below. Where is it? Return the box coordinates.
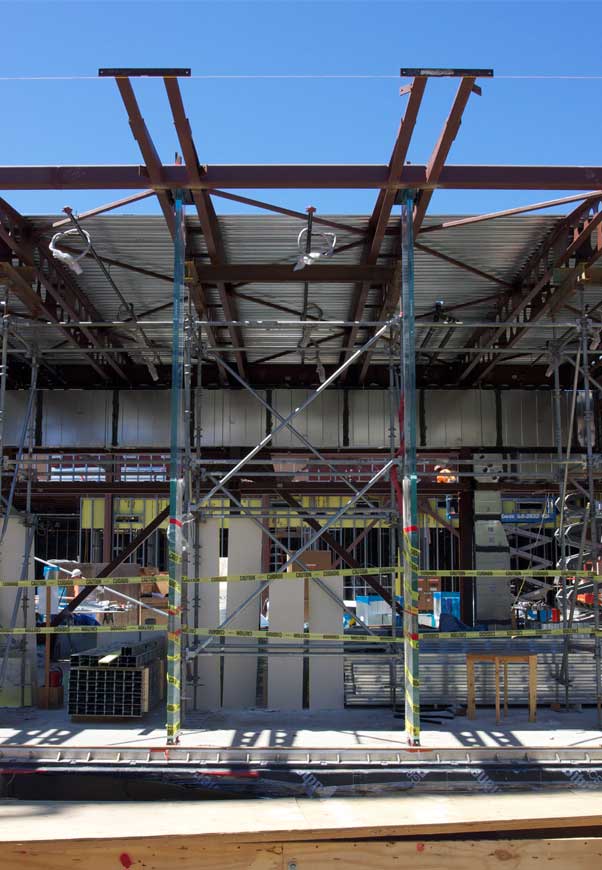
[2,0,601,217]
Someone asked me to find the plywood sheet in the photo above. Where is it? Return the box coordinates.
[308,574,344,709]
[190,519,221,709]
[267,578,304,710]
[222,519,262,708]
[2,793,602,846]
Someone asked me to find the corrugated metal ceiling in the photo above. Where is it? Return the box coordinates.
[13,212,573,369]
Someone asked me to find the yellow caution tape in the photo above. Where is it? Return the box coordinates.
[0,623,599,643]
[0,566,596,589]
[404,666,420,688]
[405,691,420,715]
[405,721,421,737]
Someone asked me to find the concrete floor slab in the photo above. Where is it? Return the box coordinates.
[0,706,600,750]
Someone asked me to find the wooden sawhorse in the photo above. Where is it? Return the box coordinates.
[466,653,537,724]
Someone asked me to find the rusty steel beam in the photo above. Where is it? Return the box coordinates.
[45,190,155,231]
[0,201,130,383]
[419,190,602,235]
[475,240,602,383]
[277,490,404,618]
[211,190,364,236]
[113,76,227,385]
[414,241,513,289]
[194,263,391,283]
[358,78,477,384]
[460,198,602,384]
[52,506,170,626]
[164,76,246,378]
[413,76,476,232]
[6,164,602,191]
[340,77,427,373]
[115,78,176,237]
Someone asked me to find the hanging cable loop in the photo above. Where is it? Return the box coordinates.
[49,227,91,275]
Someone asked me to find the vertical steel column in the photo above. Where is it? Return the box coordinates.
[580,313,602,725]
[191,337,204,709]
[551,340,569,708]
[0,288,9,518]
[388,329,400,711]
[459,447,475,625]
[166,192,186,744]
[400,192,420,745]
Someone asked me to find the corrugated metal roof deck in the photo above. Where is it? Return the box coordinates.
[15,212,579,369]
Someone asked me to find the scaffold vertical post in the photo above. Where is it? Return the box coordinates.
[166,190,186,744]
[400,191,420,745]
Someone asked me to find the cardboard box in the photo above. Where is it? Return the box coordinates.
[37,686,64,709]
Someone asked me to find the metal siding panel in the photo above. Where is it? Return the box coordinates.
[348,391,397,448]
[41,390,111,447]
[226,390,266,446]
[424,390,496,447]
[118,391,170,447]
[4,391,30,446]
[501,391,558,448]
[271,390,342,448]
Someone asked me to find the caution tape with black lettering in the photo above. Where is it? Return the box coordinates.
[0,622,598,642]
[0,566,597,588]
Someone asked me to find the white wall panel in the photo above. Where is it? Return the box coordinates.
[271,389,342,448]
[198,389,265,447]
[424,390,496,448]
[118,391,170,447]
[501,390,569,448]
[42,390,111,447]
[348,391,398,448]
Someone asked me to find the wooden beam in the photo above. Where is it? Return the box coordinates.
[5,835,602,870]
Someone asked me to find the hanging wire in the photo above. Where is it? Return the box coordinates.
[2,73,602,82]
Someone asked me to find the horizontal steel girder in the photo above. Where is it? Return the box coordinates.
[193,263,392,283]
[3,164,602,190]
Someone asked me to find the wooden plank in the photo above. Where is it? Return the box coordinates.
[283,837,602,870]
[3,794,602,845]
[4,835,602,870]
[2,839,282,870]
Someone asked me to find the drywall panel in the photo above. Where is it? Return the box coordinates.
[222,519,262,708]
[3,392,31,446]
[0,516,35,705]
[189,519,221,710]
[424,390,496,448]
[348,391,399,448]
[308,575,344,709]
[118,391,170,447]
[42,390,111,447]
[271,390,342,448]
[198,389,265,447]
[267,578,304,710]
